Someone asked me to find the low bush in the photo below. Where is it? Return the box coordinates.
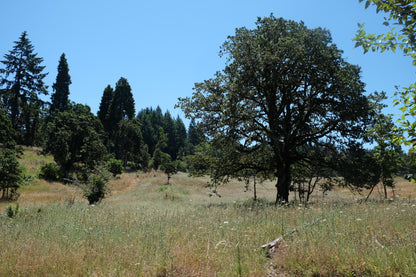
[6,203,19,218]
[106,158,124,177]
[82,166,110,205]
[39,162,61,181]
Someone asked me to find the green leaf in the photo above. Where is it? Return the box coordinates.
[399,106,408,112]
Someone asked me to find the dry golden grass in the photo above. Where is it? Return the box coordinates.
[0,148,415,276]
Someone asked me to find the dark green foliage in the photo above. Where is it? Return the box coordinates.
[137,106,165,155]
[39,162,61,181]
[291,143,338,203]
[137,107,187,161]
[97,85,114,135]
[172,116,187,159]
[6,203,19,218]
[0,31,48,146]
[178,15,371,203]
[82,166,110,205]
[0,108,16,147]
[188,118,203,146]
[0,148,24,200]
[104,78,137,160]
[151,127,171,170]
[366,91,403,198]
[50,53,71,114]
[106,158,124,177]
[44,104,107,177]
[160,160,178,185]
[162,112,186,160]
[108,77,135,130]
[162,111,175,158]
[337,143,381,192]
[112,118,149,169]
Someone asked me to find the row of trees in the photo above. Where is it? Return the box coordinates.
[0,32,200,201]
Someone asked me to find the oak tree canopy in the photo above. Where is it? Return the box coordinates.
[178,15,371,203]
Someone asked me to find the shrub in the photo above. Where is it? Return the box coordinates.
[106,158,124,177]
[39,162,61,181]
[82,166,110,205]
[0,148,24,200]
[6,203,19,218]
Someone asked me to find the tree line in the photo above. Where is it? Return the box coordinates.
[0,32,201,202]
[2,5,416,204]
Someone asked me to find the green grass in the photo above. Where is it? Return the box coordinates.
[0,148,415,276]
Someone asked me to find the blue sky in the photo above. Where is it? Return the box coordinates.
[1,0,415,125]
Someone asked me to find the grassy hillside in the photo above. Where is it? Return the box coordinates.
[0,147,415,276]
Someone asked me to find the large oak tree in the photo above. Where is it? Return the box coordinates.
[178,15,371,203]
[44,104,106,177]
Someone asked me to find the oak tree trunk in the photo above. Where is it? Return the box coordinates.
[275,165,291,204]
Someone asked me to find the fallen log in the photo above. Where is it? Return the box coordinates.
[261,217,323,255]
[261,236,283,250]
[261,237,283,258]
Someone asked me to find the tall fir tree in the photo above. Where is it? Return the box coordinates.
[137,106,187,161]
[173,116,187,159]
[152,127,171,170]
[108,77,135,128]
[97,85,114,134]
[0,108,16,147]
[188,118,202,146]
[162,111,175,158]
[0,31,48,145]
[50,53,71,114]
[113,118,149,169]
[107,77,135,154]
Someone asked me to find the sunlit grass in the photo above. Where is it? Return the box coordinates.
[1,148,415,276]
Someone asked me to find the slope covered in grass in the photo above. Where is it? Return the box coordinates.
[1,148,415,276]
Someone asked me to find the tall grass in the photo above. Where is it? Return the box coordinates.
[1,148,415,276]
[1,197,415,276]
[273,201,416,276]
[0,199,275,276]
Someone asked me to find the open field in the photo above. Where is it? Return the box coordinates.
[0,147,416,276]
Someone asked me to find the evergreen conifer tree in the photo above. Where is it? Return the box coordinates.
[50,53,71,113]
[97,85,114,133]
[188,118,202,146]
[0,31,48,145]
[108,77,135,128]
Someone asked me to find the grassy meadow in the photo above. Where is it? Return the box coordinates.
[0,147,416,276]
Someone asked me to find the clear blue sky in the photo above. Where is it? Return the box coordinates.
[1,0,415,125]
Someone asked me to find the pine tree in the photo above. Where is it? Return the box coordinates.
[0,31,48,145]
[113,118,149,169]
[0,108,16,147]
[163,111,175,158]
[137,108,158,154]
[188,118,202,146]
[97,85,114,133]
[50,53,71,113]
[173,116,187,159]
[152,127,170,170]
[108,77,135,127]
